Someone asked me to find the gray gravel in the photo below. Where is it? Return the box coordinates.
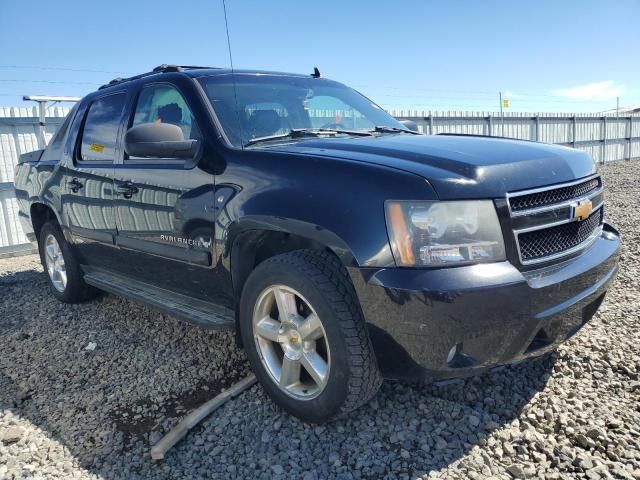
[1,160,639,480]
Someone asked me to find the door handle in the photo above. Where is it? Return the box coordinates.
[68,178,83,193]
[116,181,139,199]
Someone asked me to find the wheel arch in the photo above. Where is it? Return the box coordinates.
[229,217,356,300]
[30,202,62,242]
[227,217,360,344]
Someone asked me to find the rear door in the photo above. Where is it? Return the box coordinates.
[110,81,218,301]
[60,91,128,267]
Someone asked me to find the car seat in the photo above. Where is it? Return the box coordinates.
[247,109,282,138]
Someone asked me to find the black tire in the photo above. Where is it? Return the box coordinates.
[38,221,98,303]
[239,249,382,422]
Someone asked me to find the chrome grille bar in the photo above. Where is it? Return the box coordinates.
[507,173,601,216]
[506,174,604,265]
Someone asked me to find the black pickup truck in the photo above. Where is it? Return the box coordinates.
[14,65,620,422]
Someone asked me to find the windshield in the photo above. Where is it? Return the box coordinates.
[197,74,407,147]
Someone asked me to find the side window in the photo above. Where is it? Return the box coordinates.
[79,93,127,162]
[131,84,200,144]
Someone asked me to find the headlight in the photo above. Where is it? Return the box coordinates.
[385,200,506,267]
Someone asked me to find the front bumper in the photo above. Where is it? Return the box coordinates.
[349,223,621,381]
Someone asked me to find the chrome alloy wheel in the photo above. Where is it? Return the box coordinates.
[44,234,67,292]
[252,285,330,400]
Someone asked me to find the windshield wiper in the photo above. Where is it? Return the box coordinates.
[245,128,332,147]
[245,128,373,147]
[317,128,374,137]
[371,125,421,135]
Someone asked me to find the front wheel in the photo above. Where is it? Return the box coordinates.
[240,250,382,422]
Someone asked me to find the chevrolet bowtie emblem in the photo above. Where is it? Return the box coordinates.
[572,199,593,221]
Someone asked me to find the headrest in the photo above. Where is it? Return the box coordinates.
[157,103,182,125]
[247,109,282,137]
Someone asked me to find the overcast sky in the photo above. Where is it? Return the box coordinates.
[1,0,638,113]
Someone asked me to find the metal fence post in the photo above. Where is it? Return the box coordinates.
[601,116,607,165]
[499,92,504,136]
[0,187,16,247]
[487,115,492,136]
[36,101,47,150]
[429,114,434,135]
[534,115,540,142]
[627,115,633,160]
[572,116,577,147]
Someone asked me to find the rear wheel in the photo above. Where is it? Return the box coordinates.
[38,221,98,303]
[43,233,67,293]
[240,250,382,422]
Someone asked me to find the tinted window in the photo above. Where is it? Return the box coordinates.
[80,93,127,162]
[40,105,77,162]
[198,74,406,147]
[131,84,200,142]
[306,95,374,130]
[244,102,289,137]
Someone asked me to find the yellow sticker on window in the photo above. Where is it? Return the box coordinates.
[89,143,105,153]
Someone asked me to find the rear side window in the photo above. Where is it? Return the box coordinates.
[40,105,77,162]
[80,93,127,162]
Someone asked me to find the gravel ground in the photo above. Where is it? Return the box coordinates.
[1,160,639,480]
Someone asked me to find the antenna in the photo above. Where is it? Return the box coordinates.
[222,0,234,71]
[222,0,242,149]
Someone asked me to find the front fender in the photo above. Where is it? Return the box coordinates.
[226,215,358,266]
[215,149,438,269]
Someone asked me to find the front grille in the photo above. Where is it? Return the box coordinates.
[510,177,601,212]
[518,208,603,262]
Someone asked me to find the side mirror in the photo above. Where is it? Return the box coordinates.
[124,123,199,159]
[399,119,420,133]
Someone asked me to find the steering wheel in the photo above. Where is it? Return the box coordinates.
[320,122,348,130]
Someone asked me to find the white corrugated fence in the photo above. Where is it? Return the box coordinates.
[0,108,638,254]
[0,107,70,254]
[390,111,640,163]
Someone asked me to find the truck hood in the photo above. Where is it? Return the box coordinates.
[265,134,597,199]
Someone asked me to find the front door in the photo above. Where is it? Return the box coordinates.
[111,82,217,301]
[60,91,128,268]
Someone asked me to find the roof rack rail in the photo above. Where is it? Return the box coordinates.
[99,64,221,90]
[152,64,219,73]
